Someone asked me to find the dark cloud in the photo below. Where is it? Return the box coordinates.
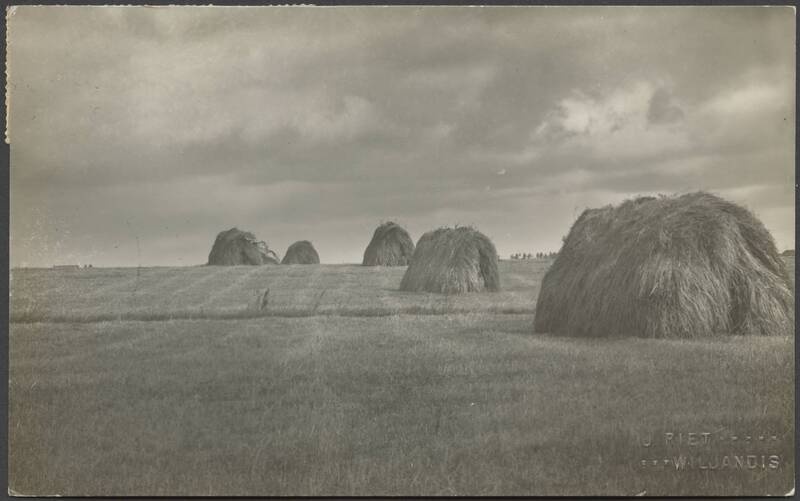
[8,6,795,266]
[647,88,684,125]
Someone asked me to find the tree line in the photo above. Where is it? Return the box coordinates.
[510,252,558,260]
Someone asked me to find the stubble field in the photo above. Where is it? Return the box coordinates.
[8,259,795,496]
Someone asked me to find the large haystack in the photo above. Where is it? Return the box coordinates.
[534,192,794,338]
[207,228,278,266]
[400,226,500,294]
[281,240,320,264]
[362,222,415,266]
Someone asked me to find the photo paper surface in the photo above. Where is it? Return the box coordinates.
[6,6,795,496]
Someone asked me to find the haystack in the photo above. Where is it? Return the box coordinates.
[207,228,278,266]
[400,226,500,294]
[362,222,415,266]
[281,240,320,264]
[534,192,794,338]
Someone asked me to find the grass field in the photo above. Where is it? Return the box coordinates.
[9,259,795,496]
[10,260,545,322]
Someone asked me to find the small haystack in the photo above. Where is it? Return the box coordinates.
[207,228,278,266]
[400,226,500,294]
[534,192,794,338]
[282,240,320,264]
[362,222,415,266]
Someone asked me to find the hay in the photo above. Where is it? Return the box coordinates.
[400,226,500,294]
[281,240,320,264]
[207,228,278,266]
[362,222,415,266]
[534,192,794,338]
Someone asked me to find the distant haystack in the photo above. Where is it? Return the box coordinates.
[534,192,794,338]
[362,222,415,266]
[782,249,795,257]
[400,226,500,294]
[282,240,320,265]
[207,228,278,266]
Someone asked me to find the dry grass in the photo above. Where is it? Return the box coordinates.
[9,315,793,496]
[207,228,278,265]
[535,193,794,338]
[362,222,414,266]
[9,260,543,323]
[400,226,500,294]
[8,259,794,495]
[281,240,320,265]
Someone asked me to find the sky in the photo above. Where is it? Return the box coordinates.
[7,6,796,266]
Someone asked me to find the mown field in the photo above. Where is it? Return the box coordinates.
[10,260,545,322]
[9,259,795,496]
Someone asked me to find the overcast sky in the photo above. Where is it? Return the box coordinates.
[7,6,795,266]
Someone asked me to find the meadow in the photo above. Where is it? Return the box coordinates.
[10,260,544,322]
[8,259,795,496]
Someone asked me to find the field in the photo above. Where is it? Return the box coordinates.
[9,259,795,496]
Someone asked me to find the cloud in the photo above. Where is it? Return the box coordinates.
[7,6,795,266]
[647,88,684,124]
[530,81,692,160]
[702,80,792,118]
[289,94,384,143]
